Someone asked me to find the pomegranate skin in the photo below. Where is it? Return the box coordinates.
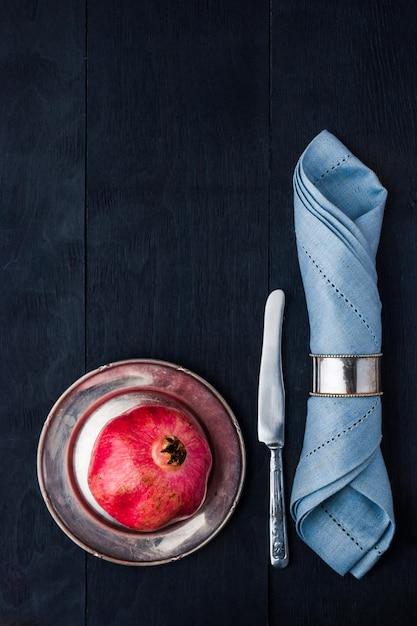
[87,404,212,531]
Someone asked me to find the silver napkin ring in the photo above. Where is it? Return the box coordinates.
[310,353,382,397]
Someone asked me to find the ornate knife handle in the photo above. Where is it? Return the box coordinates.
[269,447,289,568]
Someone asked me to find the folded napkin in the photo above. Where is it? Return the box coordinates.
[290,130,395,578]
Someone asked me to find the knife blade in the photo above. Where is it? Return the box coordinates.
[258,289,289,568]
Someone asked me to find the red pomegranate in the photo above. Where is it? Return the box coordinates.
[87,403,213,531]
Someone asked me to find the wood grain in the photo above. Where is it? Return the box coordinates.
[270,1,417,624]
[2,0,417,623]
[85,1,270,625]
[0,1,86,624]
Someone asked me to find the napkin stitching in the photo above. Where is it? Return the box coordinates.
[312,154,352,185]
[320,504,383,555]
[301,244,379,348]
[303,398,379,458]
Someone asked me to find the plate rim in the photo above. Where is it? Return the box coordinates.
[37,358,246,565]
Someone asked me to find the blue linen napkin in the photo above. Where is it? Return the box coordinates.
[290,130,395,578]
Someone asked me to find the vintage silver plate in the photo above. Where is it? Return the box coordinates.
[37,359,245,565]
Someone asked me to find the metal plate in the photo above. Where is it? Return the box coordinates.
[37,360,246,565]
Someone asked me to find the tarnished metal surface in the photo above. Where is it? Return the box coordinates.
[37,360,245,565]
[310,354,382,397]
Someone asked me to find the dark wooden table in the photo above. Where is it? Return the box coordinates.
[2,1,417,624]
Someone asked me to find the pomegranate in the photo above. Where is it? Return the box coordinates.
[87,403,212,531]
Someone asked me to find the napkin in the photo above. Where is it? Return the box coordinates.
[290,130,395,578]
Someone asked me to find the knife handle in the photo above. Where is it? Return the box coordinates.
[269,447,289,568]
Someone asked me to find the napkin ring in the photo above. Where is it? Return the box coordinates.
[310,354,382,397]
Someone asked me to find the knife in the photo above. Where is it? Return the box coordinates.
[258,289,289,568]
